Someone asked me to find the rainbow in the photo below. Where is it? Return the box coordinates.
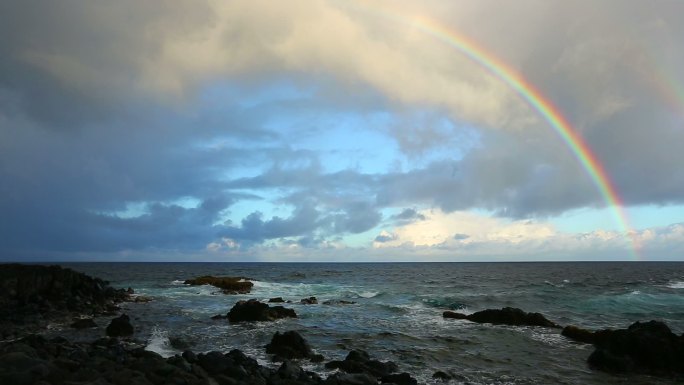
[348,2,641,259]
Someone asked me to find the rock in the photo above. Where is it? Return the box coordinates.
[323,300,356,305]
[183,276,253,294]
[265,331,323,362]
[197,351,231,375]
[432,371,452,381]
[182,350,198,363]
[562,325,593,343]
[380,372,418,385]
[325,350,398,378]
[0,264,131,336]
[269,297,285,303]
[276,360,304,379]
[587,320,684,377]
[300,296,318,305]
[443,307,560,328]
[323,372,377,385]
[227,299,297,322]
[70,318,97,329]
[106,314,134,337]
[442,311,468,320]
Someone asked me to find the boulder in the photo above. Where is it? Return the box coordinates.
[587,320,684,377]
[432,371,452,381]
[265,331,324,362]
[183,276,253,294]
[443,307,559,328]
[380,372,418,385]
[105,314,134,337]
[561,325,615,344]
[227,299,297,322]
[269,297,285,303]
[300,297,318,305]
[325,350,398,378]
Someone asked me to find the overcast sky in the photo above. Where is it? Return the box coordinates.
[1,0,683,261]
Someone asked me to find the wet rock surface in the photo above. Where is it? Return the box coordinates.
[265,331,324,362]
[587,320,684,377]
[443,307,560,328]
[325,350,402,379]
[183,275,253,294]
[106,314,134,337]
[226,299,297,322]
[0,264,131,339]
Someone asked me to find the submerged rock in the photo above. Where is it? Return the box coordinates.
[443,307,560,328]
[226,299,297,322]
[587,320,684,377]
[323,300,356,305]
[325,349,399,378]
[269,297,285,303]
[300,296,318,305]
[106,314,134,337]
[265,331,324,362]
[183,275,253,294]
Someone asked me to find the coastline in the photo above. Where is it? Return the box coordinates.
[2,263,683,385]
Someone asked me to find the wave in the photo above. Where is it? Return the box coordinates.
[421,297,468,311]
[145,327,176,358]
[666,280,684,289]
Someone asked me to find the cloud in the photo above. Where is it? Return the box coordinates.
[374,231,398,243]
[1,0,684,260]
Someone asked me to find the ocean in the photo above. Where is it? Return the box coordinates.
[54,262,684,385]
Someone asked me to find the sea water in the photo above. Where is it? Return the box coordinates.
[56,262,684,385]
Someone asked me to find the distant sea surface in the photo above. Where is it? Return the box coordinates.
[55,262,684,385]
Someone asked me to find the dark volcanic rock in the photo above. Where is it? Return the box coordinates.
[106,314,134,337]
[381,372,418,385]
[442,311,468,320]
[562,325,614,345]
[266,331,324,362]
[443,307,560,328]
[432,370,452,381]
[70,318,97,329]
[183,275,253,294]
[325,350,398,378]
[323,372,377,385]
[0,264,131,338]
[587,320,684,377]
[227,299,297,322]
[269,297,285,303]
[300,296,318,305]
[322,300,356,305]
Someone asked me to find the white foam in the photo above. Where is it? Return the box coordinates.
[358,291,379,298]
[666,280,684,289]
[145,327,176,358]
[171,280,185,285]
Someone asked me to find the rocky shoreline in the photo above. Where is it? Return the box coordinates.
[2,264,683,384]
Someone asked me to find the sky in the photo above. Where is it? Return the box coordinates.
[1,0,683,262]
